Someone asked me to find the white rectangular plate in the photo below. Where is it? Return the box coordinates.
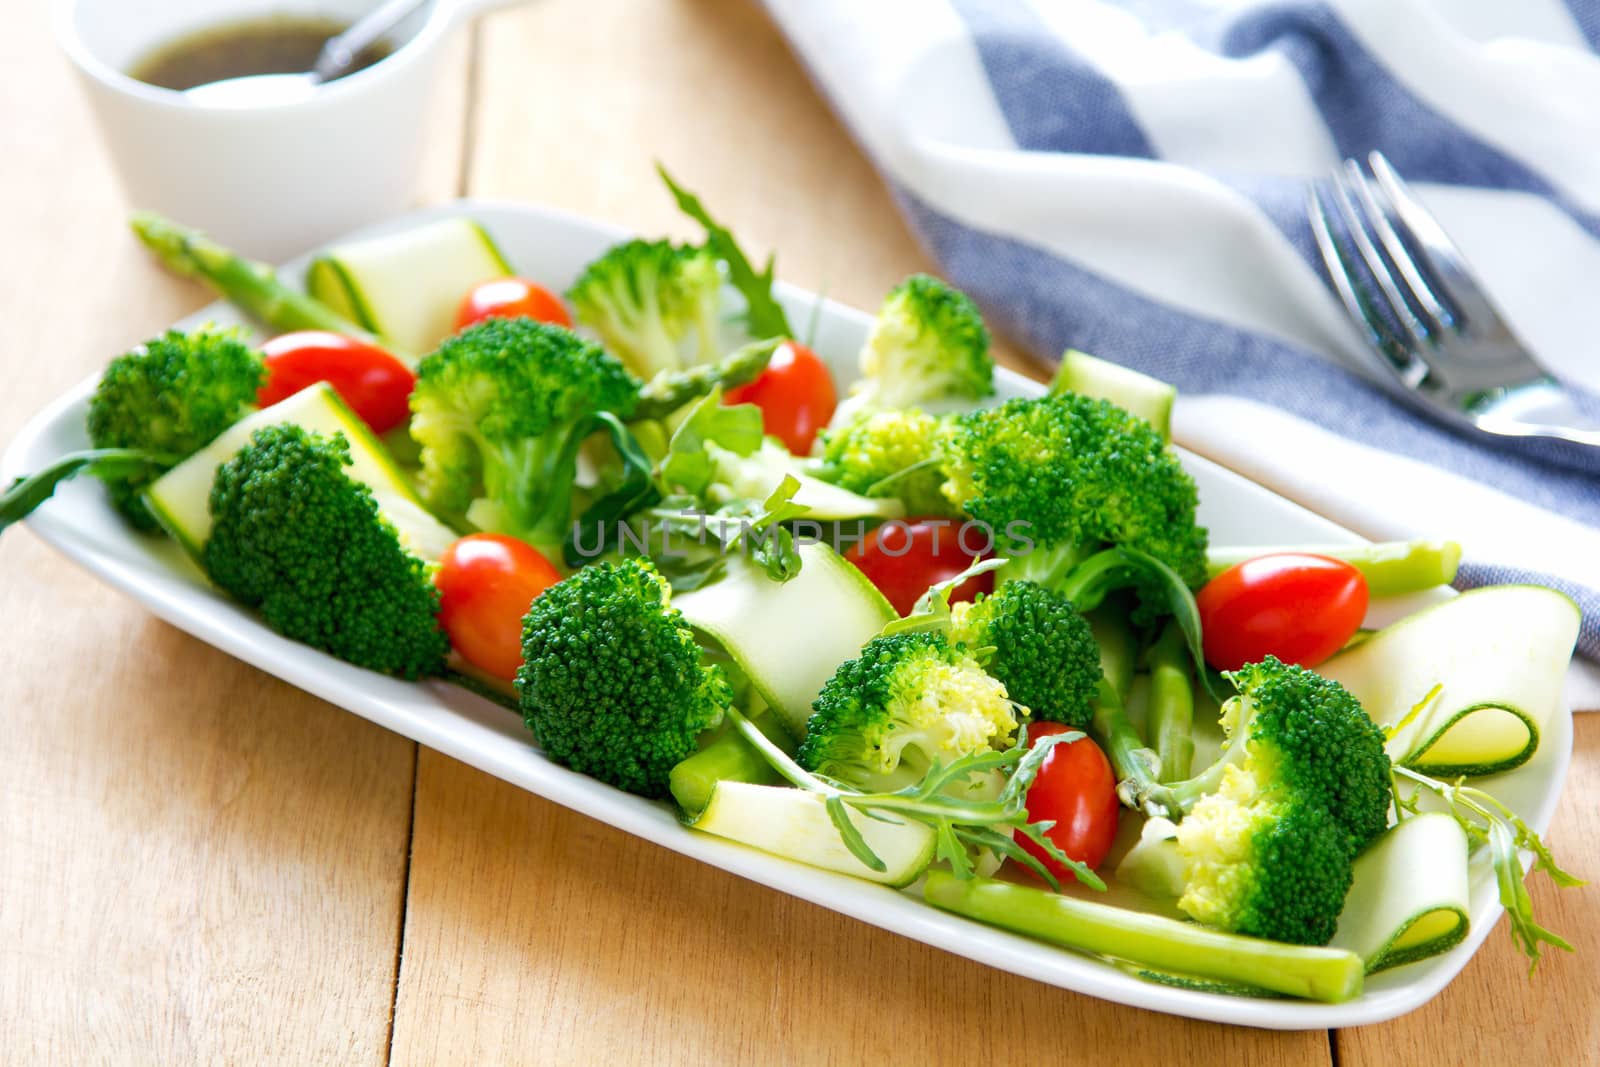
[0,201,1571,1030]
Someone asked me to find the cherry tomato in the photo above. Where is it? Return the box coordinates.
[843,519,992,616]
[258,331,416,434]
[455,277,573,330]
[1196,553,1369,671]
[1017,723,1121,875]
[435,534,562,682]
[724,340,836,454]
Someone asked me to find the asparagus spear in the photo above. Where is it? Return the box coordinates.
[1148,621,1195,783]
[923,870,1364,1003]
[130,213,380,345]
[1205,539,1461,596]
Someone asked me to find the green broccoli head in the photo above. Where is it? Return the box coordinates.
[86,327,264,529]
[1221,658,1393,854]
[202,424,448,679]
[951,580,1102,727]
[940,392,1209,590]
[566,238,724,378]
[1170,658,1391,945]
[409,318,640,549]
[851,274,993,412]
[812,408,955,516]
[798,631,1017,792]
[1175,765,1356,945]
[517,559,730,798]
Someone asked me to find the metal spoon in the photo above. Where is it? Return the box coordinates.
[185,0,430,107]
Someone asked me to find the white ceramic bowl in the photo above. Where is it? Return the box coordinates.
[54,0,523,259]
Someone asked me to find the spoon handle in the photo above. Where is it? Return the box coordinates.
[313,0,430,83]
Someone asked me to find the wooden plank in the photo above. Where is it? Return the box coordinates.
[388,1,1329,1062]
[1337,713,1600,1064]
[0,6,474,1063]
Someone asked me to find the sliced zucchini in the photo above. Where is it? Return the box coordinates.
[1050,349,1176,440]
[1320,585,1578,776]
[305,218,514,358]
[690,780,936,887]
[144,383,458,563]
[674,542,897,738]
[1330,812,1470,973]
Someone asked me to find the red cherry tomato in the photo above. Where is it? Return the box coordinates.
[258,331,416,434]
[435,534,562,682]
[843,519,992,616]
[1017,723,1121,875]
[455,277,573,330]
[724,340,836,454]
[1196,553,1369,671]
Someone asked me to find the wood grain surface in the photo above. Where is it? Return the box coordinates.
[1,1,1593,1064]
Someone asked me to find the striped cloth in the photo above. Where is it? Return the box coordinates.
[764,0,1600,693]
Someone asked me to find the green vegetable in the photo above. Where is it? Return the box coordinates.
[305,217,514,356]
[658,164,793,340]
[1,450,175,538]
[1050,349,1175,442]
[131,214,372,342]
[1320,585,1577,776]
[1205,539,1462,596]
[922,871,1365,1003]
[830,274,994,429]
[949,580,1103,727]
[86,328,265,529]
[668,704,796,814]
[517,559,731,799]
[797,631,1019,793]
[1147,622,1195,782]
[633,337,781,420]
[941,393,1208,597]
[810,408,955,516]
[203,424,449,679]
[1391,766,1583,970]
[673,541,897,737]
[145,383,458,563]
[1329,812,1470,973]
[408,317,642,555]
[1108,658,1392,945]
[567,237,724,378]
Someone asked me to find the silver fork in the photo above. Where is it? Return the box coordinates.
[1307,151,1600,464]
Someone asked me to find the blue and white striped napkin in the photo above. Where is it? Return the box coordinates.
[763,0,1600,698]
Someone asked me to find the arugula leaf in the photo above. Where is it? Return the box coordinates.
[658,164,794,340]
[1,448,175,537]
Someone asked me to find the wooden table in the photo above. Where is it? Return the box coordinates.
[2,1,1595,1062]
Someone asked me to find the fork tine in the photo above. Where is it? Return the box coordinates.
[1342,160,1455,334]
[1327,165,1440,357]
[1367,151,1513,338]
[1306,184,1431,389]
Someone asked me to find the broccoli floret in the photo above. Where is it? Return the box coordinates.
[831,275,994,429]
[1114,658,1392,945]
[86,328,264,528]
[517,559,730,798]
[940,392,1209,596]
[203,424,448,679]
[409,318,640,552]
[950,581,1102,727]
[798,631,1017,792]
[567,239,723,378]
[810,409,955,516]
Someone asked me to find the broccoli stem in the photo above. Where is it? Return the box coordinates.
[1085,605,1138,700]
[1148,622,1195,783]
[131,213,378,344]
[1205,540,1461,596]
[922,871,1365,1003]
[669,706,796,814]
